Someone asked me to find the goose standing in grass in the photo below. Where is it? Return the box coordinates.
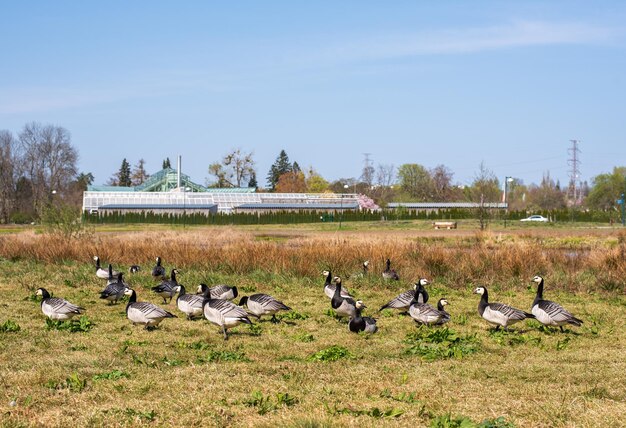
[382,259,400,281]
[94,256,118,279]
[202,290,252,340]
[124,288,176,330]
[238,294,291,322]
[379,278,429,312]
[36,288,84,321]
[348,301,378,333]
[99,272,127,304]
[196,283,238,300]
[474,286,534,331]
[331,276,357,319]
[531,275,583,332]
[409,297,449,326]
[322,270,352,299]
[151,269,180,304]
[128,265,141,274]
[348,261,370,280]
[151,257,166,279]
[175,285,204,320]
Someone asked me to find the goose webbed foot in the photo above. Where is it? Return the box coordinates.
[271,315,279,324]
[222,326,229,340]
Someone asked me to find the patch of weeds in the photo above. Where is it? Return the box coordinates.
[45,372,87,393]
[63,279,75,288]
[278,355,303,362]
[430,414,515,428]
[326,404,404,419]
[45,316,94,333]
[404,327,479,361]
[379,309,395,318]
[455,314,468,325]
[69,344,88,351]
[379,389,422,404]
[197,350,250,363]
[243,390,298,415]
[177,340,211,350]
[488,330,541,347]
[295,333,315,342]
[248,323,263,336]
[240,285,257,293]
[582,385,620,401]
[124,408,157,422]
[323,308,342,320]
[309,345,354,362]
[131,352,158,368]
[278,310,310,321]
[0,319,21,333]
[160,355,184,367]
[556,337,571,351]
[93,370,130,381]
[118,339,149,354]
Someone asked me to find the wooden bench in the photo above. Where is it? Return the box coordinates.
[433,221,457,230]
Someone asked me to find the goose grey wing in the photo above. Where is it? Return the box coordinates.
[180,294,204,307]
[252,294,290,311]
[537,300,576,323]
[208,299,249,318]
[489,302,528,320]
[132,302,172,319]
[381,289,415,309]
[47,297,83,314]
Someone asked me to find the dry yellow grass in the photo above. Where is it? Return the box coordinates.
[0,227,625,427]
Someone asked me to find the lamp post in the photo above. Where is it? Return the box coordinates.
[504,177,514,228]
[183,186,191,229]
[339,184,349,228]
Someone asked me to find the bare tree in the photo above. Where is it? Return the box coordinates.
[18,122,78,215]
[374,164,396,204]
[430,164,454,201]
[208,148,255,188]
[471,162,500,230]
[0,130,20,223]
[131,159,150,186]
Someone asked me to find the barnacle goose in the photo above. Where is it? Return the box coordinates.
[238,294,291,322]
[124,288,176,330]
[151,269,180,304]
[99,272,127,304]
[409,297,449,325]
[531,276,583,332]
[128,265,141,274]
[202,291,252,340]
[322,270,352,299]
[348,301,378,333]
[151,257,166,279]
[331,276,357,319]
[379,278,429,312]
[382,258,400,281]
[474,286,534,330]
[36,288,84,321]
[196,283,239,300]
[94,256,118,279]
[175,285,204,320]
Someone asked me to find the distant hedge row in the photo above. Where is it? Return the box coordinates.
[82,207,618,225]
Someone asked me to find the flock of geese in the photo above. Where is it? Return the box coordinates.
[34,257,583,340]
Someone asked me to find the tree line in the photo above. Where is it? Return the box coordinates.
[1,123,625,224]
[206,148,626,214]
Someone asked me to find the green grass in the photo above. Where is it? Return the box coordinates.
[1,230,626,427]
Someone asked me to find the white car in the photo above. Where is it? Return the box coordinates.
[520,215,549,222]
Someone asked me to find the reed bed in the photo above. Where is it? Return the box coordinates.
[1,228,623,293]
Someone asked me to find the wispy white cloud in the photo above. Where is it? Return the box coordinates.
[303,20,621,64]
[0,71,242,115]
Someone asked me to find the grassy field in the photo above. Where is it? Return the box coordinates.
[1,224,625,427]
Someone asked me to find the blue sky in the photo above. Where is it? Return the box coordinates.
[1,1,625,188]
